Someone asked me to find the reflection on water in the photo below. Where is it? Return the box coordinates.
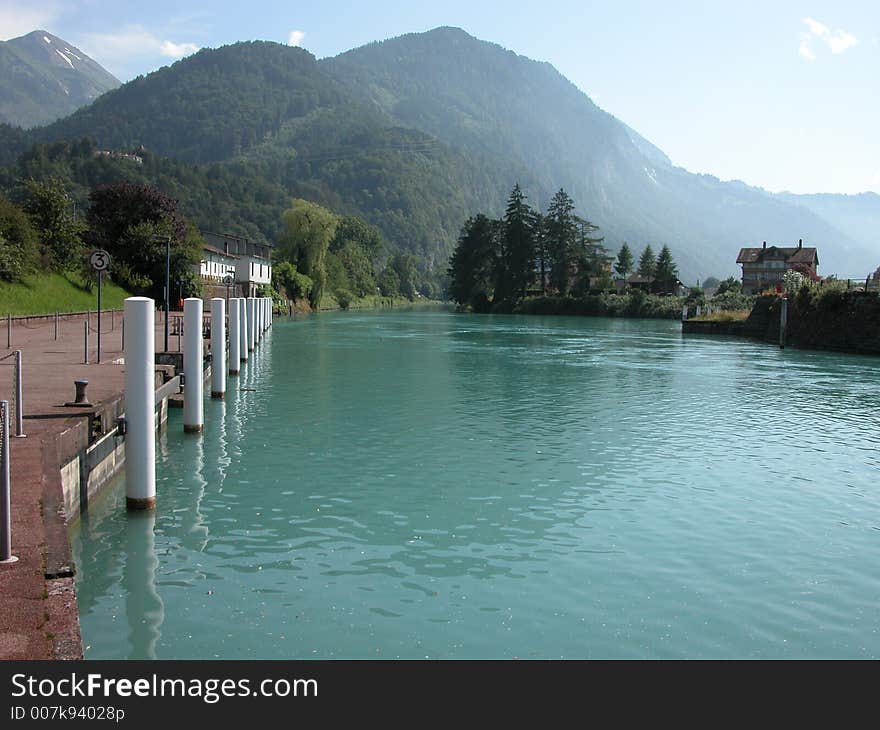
[71,312,880,658]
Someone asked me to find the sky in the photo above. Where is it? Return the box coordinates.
[0,0,877,195]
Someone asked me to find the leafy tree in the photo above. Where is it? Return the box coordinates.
[0,196,38,281]
[377,265,401,297]
[330,215,384,262]
[615,241,634,279]
[637,244,656,278]
[272,260,313,300]
[85,182,200,300]
[390,252,419,299]
[336,241,376,296]
[448,214,498,311]
[715,276,742,295]
[653,244,679,294]
[545,188,578,296]
[702,276,721,291]
[279,198,338,308]
[22,177,85,272]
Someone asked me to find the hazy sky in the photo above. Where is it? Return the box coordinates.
[1,0,877,195]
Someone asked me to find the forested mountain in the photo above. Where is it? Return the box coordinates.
[0,28,875,283]
[0,31,119,128]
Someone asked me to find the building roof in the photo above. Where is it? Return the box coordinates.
[626,274,655,284]
[202,242,240,259]
[736,244,818,265]
[203,230,273,249]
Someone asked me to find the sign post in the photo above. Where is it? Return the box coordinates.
[89,249,110,363]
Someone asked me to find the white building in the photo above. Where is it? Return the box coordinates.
[202,231,273,297]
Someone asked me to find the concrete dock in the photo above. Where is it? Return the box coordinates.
[0,309,185,659]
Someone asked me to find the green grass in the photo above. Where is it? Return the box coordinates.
[318,292,446,311]
[0,272,132,316]
[691,309,750,323]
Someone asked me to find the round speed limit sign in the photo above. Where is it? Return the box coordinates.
[89,249,111,272]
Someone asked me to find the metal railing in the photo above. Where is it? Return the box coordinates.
[0,399,15,563]
[0,351,24,438]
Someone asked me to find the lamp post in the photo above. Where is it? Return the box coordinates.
[164,237,171,352]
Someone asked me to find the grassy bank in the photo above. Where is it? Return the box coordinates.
[512,291,685,319]
[0,272,132,316]
[317,292,447,311]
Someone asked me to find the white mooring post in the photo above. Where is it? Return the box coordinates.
[183,298,204,433]
[229,298,241,375]
[681,304,688,321]
[255,297,262,344]
[239,298,248,362]
[247,297,256,352]
[124,297,156,510]
[266,297,271,330]
[210,298,226,399]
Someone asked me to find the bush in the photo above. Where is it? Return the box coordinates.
[0,197,38,282]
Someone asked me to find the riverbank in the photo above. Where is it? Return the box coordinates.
[510,292,684,318]
[0,311,179,659]
[683,291,880,355]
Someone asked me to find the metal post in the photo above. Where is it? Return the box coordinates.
[164,237,170,353]
[239,298,248,362]
[13,351,24,438]
[210,298,226,399]
[183,298,204,433]
[780,297,788,349]
[121,319,125,352]
[97,269,103,364]
[0,400,16,562]
[124,298,156,510]
[681,304,688,321]
[83,320,88,364]
[229,298,241,375]
[54,312,58,341]
[6,313,10,348]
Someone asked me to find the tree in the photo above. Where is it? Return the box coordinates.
[448,214,498,311]
[330,216,384,262]
[533,212,549,294]
[637,244,656,278]
[715,276,741,295]
[653,245,679,294]
[84,182,200,300]
[0,196,39,282]
[390,252,419,299]
[497,184,536,303]
[377,265,400,297]
[572,216,605,293]
[545,188,578,296]
[278,198,338,308]
[272,261,313,300]
[22,177,85,272]
[615,241,634,279]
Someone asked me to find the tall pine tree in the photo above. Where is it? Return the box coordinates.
[448,214,499,312]
[546,189,578,296]
[615,241,634,279]
[653,244,679,294]
[637,244,656,278]
[497,184,536,304]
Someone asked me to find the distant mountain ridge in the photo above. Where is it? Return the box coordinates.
[0,30,120,129]
[0,27,875,282]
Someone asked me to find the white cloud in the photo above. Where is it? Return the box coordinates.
[0,0,60,40]
[76,25,199,77]
[800,17,858,60]
[799,38,816,61]
[287,30,305,47]
[828,31,858,54]
[803,17,829,38]
[159,40,199,58]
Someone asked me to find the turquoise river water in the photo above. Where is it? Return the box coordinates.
[70,309,880,658]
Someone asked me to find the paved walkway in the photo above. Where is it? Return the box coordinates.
[0,309,179,659]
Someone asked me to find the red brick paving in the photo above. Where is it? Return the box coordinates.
[0,309,181,659]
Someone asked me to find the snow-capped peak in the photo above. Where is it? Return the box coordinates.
[55,48,75,69]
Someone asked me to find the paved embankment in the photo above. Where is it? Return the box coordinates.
[0,310,179,659]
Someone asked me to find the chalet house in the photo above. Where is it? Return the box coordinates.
[736,240,818,294]
[202,231,273,297]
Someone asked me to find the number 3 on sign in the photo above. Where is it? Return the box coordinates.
[90,249,110,272]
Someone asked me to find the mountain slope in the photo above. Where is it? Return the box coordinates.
[322,27,874,279]
[0,31,119,128]
[0,28,875,281]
